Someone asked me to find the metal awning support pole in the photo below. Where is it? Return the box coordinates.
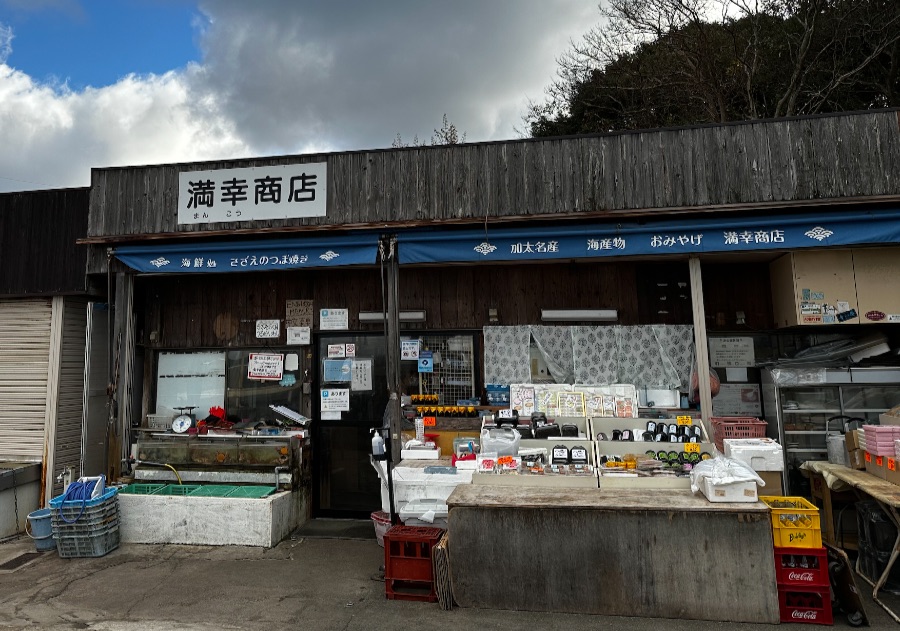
[380,235,402,523]
[689,256,714,442]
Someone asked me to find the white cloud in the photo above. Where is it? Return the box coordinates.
[0,2,596,192]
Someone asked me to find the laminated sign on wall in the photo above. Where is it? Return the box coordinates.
[248,353,284,380]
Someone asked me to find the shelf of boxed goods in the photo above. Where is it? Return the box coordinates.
[471,416,599,489]
[590,416,716,490]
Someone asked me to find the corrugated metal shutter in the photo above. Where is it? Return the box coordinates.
[0,298,52,461]
[51,297,88,495]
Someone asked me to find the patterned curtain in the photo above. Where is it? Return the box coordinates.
[572,326,619,384]
[482,326,531,385]
[652,325,694,391]
[530,325,574,384]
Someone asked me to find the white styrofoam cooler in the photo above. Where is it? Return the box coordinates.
[374,461,473,514]
[699,478,759,503]
[399,498,448,528]
[723,438,784,471]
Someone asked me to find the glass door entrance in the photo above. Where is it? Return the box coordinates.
[314,334,387,518]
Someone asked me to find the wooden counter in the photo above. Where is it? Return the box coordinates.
[446,485,779,623]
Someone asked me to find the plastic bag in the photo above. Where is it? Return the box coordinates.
[689,455,764,494]
[480,426,521,456]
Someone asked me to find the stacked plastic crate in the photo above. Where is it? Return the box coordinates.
[50,487,120,558]
[761,496,832,625]
[383,525,444,602]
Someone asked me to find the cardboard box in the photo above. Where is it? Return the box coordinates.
[848,448,866,470]
[845,429,860,452]
[864,452,887,480]
[757,471,784,495]
[699,477,759,503]
[885,456,900,487]
[880,413,900,427]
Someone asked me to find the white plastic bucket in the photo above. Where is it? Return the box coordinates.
[26,508,56,552]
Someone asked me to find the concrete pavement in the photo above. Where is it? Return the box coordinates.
[0,528,894,630]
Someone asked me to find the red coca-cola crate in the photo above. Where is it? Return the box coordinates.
[774,546,828,587]
[777,585,833,625]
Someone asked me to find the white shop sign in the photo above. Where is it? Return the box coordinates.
[248,353,284,381]
[178,163,327,224]
[320,308,349,330]
[709,336,755,368]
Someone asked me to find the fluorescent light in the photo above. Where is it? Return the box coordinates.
[359,310,427,323]
[541,309,618,322]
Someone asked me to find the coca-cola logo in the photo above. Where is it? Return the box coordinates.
[788,571,815,581]
[792,611,818,620]
[866,310,886,321]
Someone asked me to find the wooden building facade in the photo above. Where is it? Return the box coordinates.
[82,108,900,517]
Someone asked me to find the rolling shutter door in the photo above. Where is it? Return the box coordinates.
[0,298,52,461]
[51,297,89,495]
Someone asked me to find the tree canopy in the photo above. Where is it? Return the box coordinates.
[527,0,900,136]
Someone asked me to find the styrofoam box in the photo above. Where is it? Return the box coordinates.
[723,438,784,471]
[376,461,474,514]
[699,477,759,503]
[399,498,448,528]
[400,448,441,460]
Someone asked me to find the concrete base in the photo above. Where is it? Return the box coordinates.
[119,489,307,548]
[0,463,41,539]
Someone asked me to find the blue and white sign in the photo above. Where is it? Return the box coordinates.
[115,233,378,274]
[397,208,900,264]
[418,350,433,373]
[178,162,327,225]
[320,388,350,412]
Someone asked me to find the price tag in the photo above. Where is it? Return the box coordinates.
[497,456,514,466]
[684,442,701,453]
[423,416,436,427]
[876,455,884,467]
[889,458,897,472]
[498,409,515,419]
[676,416,693,426]
[865,452,872,463]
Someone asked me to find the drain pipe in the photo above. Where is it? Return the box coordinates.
[124,458,183,485]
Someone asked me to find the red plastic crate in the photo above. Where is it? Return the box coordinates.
[777,585,833,625]
[774,546,828,587]
[383,525,443,600]
[711,417,767,451]
[385,578,437,603]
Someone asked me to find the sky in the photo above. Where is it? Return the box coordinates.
[0,0,597,193]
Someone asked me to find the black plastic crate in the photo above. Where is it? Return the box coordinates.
[857,540,900,594]
[856,500,897,554]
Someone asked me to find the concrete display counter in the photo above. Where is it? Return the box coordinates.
[447,485,779,623]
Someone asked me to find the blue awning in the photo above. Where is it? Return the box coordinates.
[397,208,900,264]
[115,232,379,273]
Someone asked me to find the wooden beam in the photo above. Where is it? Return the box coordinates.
[689,256,714,440]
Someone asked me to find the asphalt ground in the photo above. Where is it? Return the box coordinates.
[0,527,897,631]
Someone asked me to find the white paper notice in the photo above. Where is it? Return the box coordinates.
[708,336,755,367]
[351,359,372,391]
[327,344,345,358]
[345,343,356,358]
[286,326,311,345]
[401,340,420,360]
[712,383,762,417]
[320,308,349,330]
[247,353,284,380]
[320,388,350,412]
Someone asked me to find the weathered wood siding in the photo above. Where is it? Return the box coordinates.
[134,260,771,349]
[87,109,900,242]
[0,188,90,295]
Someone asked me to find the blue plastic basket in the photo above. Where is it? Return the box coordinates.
[50,487,118,509]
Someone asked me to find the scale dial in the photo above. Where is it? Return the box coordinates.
[172,415,193,433]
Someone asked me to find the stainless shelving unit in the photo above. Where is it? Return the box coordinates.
[762,367,900,494]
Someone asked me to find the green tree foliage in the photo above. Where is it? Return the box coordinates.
[527,0,900,136]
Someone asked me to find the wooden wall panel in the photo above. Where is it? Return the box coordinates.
[0,187,90,296]
[131,259,777,350]
[87,110,900,241]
